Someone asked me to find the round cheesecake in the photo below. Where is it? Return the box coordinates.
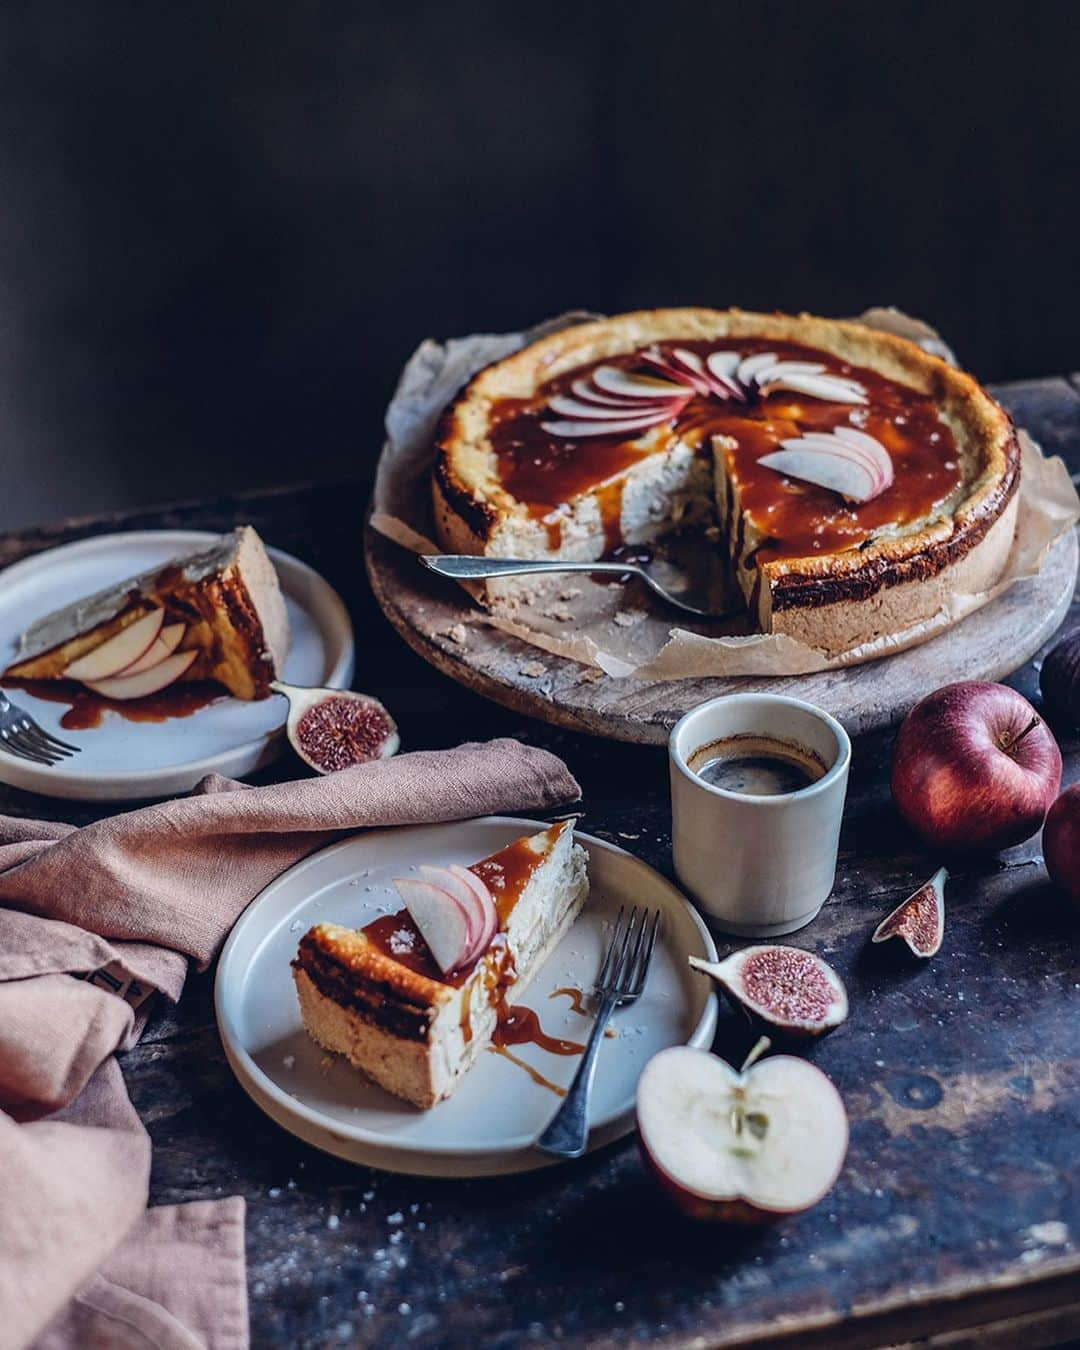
[433,309,1020,655]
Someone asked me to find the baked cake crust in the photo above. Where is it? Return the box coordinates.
[433,309,1021,654]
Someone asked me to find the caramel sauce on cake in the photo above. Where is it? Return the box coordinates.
[361,833,583,1064]
[488,338,962,562]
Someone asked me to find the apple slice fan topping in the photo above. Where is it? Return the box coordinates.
[758,427,894,504]
[872,867,948,958]
[62,608,196,700]
[540,343,869,441]
[637,1038,849,1222]
[689,945,848,1040]
[394,866,498,976]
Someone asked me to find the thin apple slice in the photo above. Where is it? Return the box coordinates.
[763,372,868,404]
[591,366,687,400]
[114,622,186,676]
[794,433,889,489]
[705,350,747,400]
[569,378,658,408]
[418,864,484,956]
[394,877,473,974]
[737,352,779,386]
[448,864,498,954]
[541,411,675,439]
[759,446,878,503]
[547,394,679,421]
[63,609,165,681]
[640,347,711,396]
[83,647,198,700]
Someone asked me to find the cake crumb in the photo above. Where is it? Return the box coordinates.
[557,586,583,601]
[578,667,605,684]
[519,661,548,678]
[542,605,573,623]
[613,609,646,628]
[442,623,468,644]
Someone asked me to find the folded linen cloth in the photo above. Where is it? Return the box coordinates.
[0,739,580,1350]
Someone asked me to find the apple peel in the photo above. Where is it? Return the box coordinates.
[872,867,947,958]
[689,945,848,1040]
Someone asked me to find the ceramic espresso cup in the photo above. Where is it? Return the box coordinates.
[669,693,851,936]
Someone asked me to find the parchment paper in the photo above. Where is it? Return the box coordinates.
[370,310,1080,679]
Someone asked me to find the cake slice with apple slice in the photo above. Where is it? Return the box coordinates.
[292,821,590,1108]
[4,526,289,701]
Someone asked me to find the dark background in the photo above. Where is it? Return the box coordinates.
[0,1,1077,531]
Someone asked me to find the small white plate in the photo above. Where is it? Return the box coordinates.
[0,530,354,800]
[215,816,719,1177]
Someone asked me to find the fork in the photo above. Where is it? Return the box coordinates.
[536,904,661,1159]
[0,690,80,765]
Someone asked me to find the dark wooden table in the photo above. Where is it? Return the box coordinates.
[3,377,1078,1349]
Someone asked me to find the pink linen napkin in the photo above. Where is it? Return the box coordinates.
[0,738,580,1350]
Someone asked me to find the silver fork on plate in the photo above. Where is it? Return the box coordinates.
[536,904,661,1159]
[0,690,80,765]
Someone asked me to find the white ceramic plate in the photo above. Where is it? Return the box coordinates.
[215,816,719,1177]
[0,530,354,800]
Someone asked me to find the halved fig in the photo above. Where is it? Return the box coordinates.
[63,609,165,681]
[637,1037,849,1223]
[83,647,198,700]
[872,867,947,958]
[689,944,848,1039]
[393,876,473,974]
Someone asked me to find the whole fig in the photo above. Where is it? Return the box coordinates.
[1041,628,1080,729]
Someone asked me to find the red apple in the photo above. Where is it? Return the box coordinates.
[1043,784,1080,905]
[891,682,1062,853]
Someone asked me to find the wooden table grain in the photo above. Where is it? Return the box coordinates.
[2,377,1078,1349]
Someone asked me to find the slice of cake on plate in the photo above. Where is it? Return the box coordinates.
[292,820,589,1108]
[4,526,289,700]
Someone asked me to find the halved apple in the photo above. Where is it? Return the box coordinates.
[394,876,473,974]
[63,609,165,681]
[637,1041,848,1223]
[114,622,186,676]
[83,647,198,701]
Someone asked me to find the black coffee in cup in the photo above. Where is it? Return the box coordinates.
[687,733,826,797]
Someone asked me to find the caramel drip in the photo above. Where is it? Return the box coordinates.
[488,337,962,562]
[493,1003,584,1056]
[487,1045,567,1098]
[469,835,544,927]
[1,677,224,731]
[549,985,590,1017]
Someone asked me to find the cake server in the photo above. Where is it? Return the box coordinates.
[421,555,736,619]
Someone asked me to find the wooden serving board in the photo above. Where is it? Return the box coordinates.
[365,520,1077,745]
